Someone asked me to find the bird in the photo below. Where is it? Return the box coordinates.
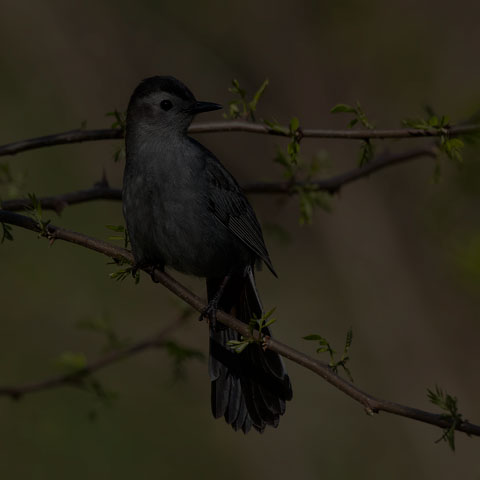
[122,75,292,433]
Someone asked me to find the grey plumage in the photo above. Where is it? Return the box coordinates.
[123,76,292,433]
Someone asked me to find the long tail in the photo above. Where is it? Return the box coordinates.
[207,269,292,433]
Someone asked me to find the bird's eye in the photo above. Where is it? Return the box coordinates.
[160,99,173,111]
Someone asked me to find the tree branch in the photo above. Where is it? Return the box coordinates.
[245,145,438,194]
[1,121,478,157]
[0,313,190,399]
[1,209,479,439]
[0,145,438,213]
[0,128,123,156]
[1,182,122,213]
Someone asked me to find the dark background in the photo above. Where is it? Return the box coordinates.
[1,1,480,478]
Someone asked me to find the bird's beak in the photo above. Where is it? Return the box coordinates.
[186,101,223,114]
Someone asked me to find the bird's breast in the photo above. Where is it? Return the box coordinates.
[123,142,251,277]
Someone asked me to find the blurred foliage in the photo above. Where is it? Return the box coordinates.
[164,341,205,382]
[0,162,25,199]
[77,314,131,352]
[453,233,480,284]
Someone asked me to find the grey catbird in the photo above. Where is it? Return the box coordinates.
[122,76,292,433]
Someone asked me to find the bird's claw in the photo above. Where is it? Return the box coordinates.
[131,263,164,283]
[199,302,218,330]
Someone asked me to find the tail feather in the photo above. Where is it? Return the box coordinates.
[207,269,292,433]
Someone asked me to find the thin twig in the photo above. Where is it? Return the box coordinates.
[0,209,479,439]
[1,122,478,157]
[0,145,438,213]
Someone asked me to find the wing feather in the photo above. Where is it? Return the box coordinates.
[199,145,276,276]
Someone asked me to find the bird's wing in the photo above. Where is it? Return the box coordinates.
[203,151,276,277]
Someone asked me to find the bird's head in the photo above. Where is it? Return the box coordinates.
[127,76,222,133]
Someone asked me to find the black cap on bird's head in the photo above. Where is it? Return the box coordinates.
[127,76,222,132]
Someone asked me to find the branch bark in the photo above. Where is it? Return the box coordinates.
[0,209,479,439]
[0,145,438,213]
[0,121,478,157]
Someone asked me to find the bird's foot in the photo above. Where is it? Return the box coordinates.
[131,264,141,278]
[199,300,218,330]
[132,263,164,283]
[199,274,232,329]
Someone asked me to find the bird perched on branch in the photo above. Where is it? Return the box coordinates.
[122,76,292,433]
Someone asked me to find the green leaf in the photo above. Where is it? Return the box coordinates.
[229,78,246,99]
[359,140,374,167]
[295,187,332,225]
[227,339,250,353]
[403,118,431,129]
[106,224,130,248]
[1,222,13,243]
[304,328,354,380]
[441,137,464,164]
[25,192,51,237]
[331,101,373,129]
[287,138,300,165]
[106,109,126,130]
[264,119,288,134]
[0,162,25,200]
[289,116,300,133]
[403,111,451,131]
[106,224,125,233]
[344,327,353,351]
[331,103,356,113]
[0,163,14,189]
[263,307,276,321]
[355,102,374,129]
[224,101,241,119]
[257,307,277,332]
[109,265,140,284]
[303,334,324,341]
[57,352,87,372]
[226,78,271,121]
[440,115,450,127]
[248,78,269,114]
[113,147,125,163]
[427,385,464,451]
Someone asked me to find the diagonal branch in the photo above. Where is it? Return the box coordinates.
[0,145,438,213]
[0,209,479,439]
[0,313,190,399]
[0,121,478,157]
